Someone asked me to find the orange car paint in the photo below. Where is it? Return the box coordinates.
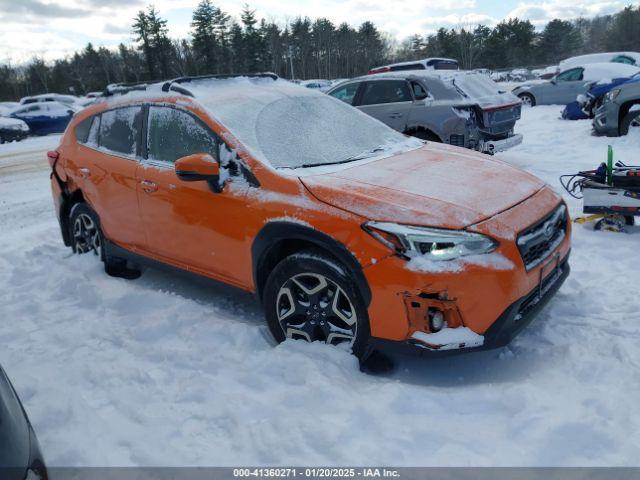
[51,92,571,349]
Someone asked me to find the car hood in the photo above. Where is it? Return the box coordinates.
[300,144,545,229]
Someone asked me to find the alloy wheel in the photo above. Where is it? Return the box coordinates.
[73,213,101,255]
[276,272,357,346]
[520,95,533,107]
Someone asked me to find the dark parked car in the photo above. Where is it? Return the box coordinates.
[0,117,29,143]
[0,364,47,480]
[327,70,523,154]
[9,102,74,135]
[562,73,640,120]
[593,74,640,136]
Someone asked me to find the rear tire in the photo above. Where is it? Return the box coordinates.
[69,203,140,279]
[263,250,371,359]
[518,93,536,107]
[411,129,441,142]
[619,109,640,136]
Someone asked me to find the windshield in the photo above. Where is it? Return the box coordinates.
[190,78,421,169]
[255,96,418,168]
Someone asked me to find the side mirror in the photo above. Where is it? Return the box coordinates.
[550,78,557,85]
[175,153,222,192]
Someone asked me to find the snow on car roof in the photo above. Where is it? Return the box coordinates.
[560,52,640,69]
[167,77,420,169]
[582,62,640,80]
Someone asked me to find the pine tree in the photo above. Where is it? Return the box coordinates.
[191,0,218,74]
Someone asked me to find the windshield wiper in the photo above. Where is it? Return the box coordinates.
[297,146,387,169]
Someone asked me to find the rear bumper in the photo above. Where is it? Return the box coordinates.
[370,253,570,358]
[480,133,523,153]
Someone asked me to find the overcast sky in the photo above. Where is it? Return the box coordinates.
[0,0,638,63]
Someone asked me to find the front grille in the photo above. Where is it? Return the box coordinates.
[517,205,567,270]
[449,134,465,147]
[516,260,566,321]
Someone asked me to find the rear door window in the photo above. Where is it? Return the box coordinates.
[147,106,218,164]
[98,106,143,157]
[359,80,412,105]
[391,63,426,71]
[329,82,360,105]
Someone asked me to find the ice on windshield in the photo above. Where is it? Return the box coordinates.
[188,77,421,169]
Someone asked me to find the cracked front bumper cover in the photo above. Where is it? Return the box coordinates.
[370,253,570,357]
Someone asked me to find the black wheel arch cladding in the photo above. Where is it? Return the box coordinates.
[252,221,372,307]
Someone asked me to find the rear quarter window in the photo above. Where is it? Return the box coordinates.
[74,116,93,144]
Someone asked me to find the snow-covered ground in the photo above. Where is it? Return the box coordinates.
[1,109,640,467]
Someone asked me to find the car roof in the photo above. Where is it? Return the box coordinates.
[346,69,475,83]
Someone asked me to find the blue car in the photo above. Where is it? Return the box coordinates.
[8,101,74,135]
[562,73,640,120]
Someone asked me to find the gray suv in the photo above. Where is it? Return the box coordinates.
[327,71,523,154]
[593,77,640,137]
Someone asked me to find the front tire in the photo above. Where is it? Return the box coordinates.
[263,251,370,359]
[518,93,536,107]
[619,109,640,136]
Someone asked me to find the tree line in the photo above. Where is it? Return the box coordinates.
[0,2,639,101]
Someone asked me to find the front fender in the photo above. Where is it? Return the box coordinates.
[252,221,372,306]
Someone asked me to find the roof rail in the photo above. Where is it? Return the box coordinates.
[165,72,278,86]
[105,72,279,98]
[103,80,158,97]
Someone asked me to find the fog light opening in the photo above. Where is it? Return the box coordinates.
[428,308,446,333]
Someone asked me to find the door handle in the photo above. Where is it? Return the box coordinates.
[389,113,403,119]
[79,167,91,178]
[140,180,158,193]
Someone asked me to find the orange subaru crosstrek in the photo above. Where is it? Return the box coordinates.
[49,74,571,362]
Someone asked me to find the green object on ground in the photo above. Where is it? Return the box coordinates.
[607,145,613,185]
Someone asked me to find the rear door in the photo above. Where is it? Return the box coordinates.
[76,106,147,249]
[355,79,414,131]
[136,105,250,286]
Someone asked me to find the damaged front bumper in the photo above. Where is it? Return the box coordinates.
[369,253,570,357]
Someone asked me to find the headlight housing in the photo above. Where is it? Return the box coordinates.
[364,222,497,261]
[604,89,621,103]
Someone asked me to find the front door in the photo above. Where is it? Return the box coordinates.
[547,68,585,104]
[136,105,250,287]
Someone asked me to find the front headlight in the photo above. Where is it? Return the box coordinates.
[604,89,621,103]
[364,222,498,261]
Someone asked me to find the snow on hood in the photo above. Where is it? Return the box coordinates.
[300,143,545,229]
[0,116,28,130]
